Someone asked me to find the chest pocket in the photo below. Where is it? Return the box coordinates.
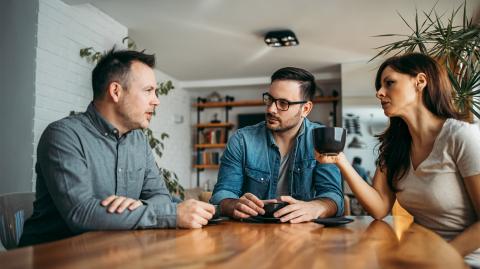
[292,159,316,199]
[243,167,270,199]
[127,167,145,198]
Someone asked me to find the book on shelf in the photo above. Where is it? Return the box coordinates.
[199,129,226,144]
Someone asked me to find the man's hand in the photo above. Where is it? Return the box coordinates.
[220,193,268,219]
[177,199,215,229]
[273,196,335,223]
[101,195,143,213]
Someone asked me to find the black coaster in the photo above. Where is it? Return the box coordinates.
[312,217,354,227]
[241,216,282,223]
[208,216,229,225]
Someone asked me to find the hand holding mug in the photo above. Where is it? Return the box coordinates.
[315,151,347,165]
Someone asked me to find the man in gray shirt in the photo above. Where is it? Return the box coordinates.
[19,50,214,246]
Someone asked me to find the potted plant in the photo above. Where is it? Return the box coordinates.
[80,37,185,199]
[372,1,480,120]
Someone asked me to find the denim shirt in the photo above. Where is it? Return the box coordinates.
[20,103,177,246]
[210,118,344,216]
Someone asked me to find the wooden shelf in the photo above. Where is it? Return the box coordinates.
[193,96,339,108]
[193,164,220,169]
[194,143,226,149]
[195,122,234,129]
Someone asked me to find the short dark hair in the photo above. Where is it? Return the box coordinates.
[91,49,156,100]
[271,67,316,101]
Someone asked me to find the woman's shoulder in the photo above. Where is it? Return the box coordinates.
[442,119,480,177]
[442,118,480,148]
[444,118,479,137]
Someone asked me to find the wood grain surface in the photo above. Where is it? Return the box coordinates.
[0,216,468,269]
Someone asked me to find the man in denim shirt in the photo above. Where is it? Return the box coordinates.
[20,50,214,246]
[211,67,343,223]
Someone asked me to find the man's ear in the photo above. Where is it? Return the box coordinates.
[302,101,313,117]
[107,82,122,103]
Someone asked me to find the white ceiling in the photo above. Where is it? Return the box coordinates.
[64,0,479,83]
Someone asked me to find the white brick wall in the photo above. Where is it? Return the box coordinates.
[32,0,128,185]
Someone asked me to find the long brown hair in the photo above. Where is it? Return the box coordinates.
[375,53,460,192]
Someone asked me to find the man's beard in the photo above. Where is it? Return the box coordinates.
[265,110,302,133]
[117,99,141,131]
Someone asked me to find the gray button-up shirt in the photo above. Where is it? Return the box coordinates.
[20,103,177,246]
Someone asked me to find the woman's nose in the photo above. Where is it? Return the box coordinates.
[376,89,385,99]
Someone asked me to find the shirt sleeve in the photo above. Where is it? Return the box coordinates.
[38,122,176,233]
[210,131,245,204]
[139,139,177,227]
[454,123,480,178]
[312,163,344,216]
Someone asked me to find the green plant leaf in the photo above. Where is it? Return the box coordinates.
[372,1,480,119]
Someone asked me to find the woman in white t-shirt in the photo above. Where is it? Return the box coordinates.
[316,53,480,266]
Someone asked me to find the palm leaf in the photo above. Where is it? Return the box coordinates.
[372,0,480,119]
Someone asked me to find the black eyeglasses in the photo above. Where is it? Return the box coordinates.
[262,92,307,111]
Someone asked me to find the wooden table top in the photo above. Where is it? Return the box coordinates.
[0,216,468,269]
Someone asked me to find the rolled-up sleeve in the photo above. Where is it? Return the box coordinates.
[313,163,344,216]
[39,122,176,233]
[210,131,245,204]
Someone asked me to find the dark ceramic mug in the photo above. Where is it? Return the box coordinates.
[312,127,347,155]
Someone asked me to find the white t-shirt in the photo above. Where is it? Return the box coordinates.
[396,118,480,266]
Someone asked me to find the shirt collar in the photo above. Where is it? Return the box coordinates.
[297,118,306,137]
[85,102,120,138]
[266,118,306,147]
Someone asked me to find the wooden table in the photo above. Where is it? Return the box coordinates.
[0,216,468,269]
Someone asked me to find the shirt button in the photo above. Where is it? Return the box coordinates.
[104,132,108,136]
[118,168,122,172]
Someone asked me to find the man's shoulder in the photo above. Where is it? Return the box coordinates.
[226,122,267,148]
[236,121,266,137]
[46,113,88,133]
[303,119,323,131]
[37,114,91,149]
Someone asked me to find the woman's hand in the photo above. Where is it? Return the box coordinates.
[314,151,347,165]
